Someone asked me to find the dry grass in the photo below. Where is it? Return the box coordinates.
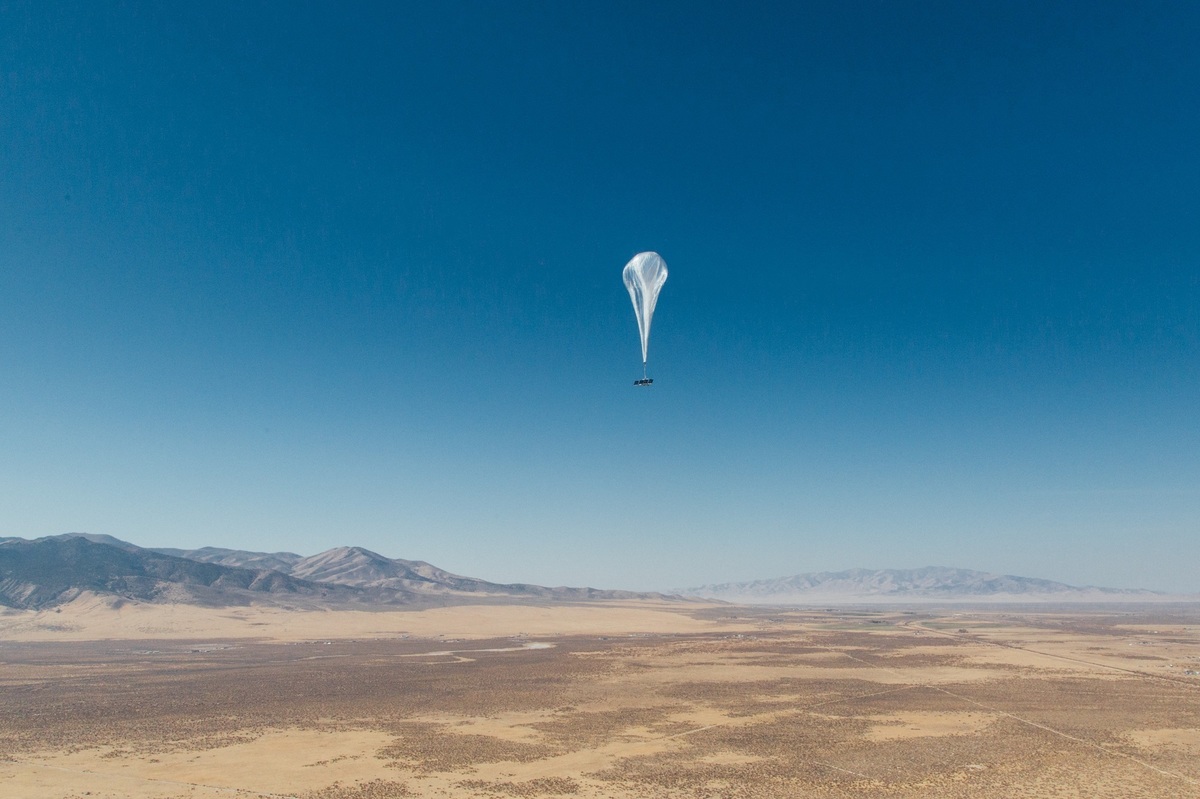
[2,602,1199,797]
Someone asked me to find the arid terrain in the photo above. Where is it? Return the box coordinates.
[3,598,1199,798]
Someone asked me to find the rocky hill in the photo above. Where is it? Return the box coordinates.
[152,541,652,600]
[283,546,648,599]
[0,536,366,610]
[0,534,664,609]
[150,545,304,573]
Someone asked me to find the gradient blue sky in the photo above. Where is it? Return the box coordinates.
[2,1,1198,592]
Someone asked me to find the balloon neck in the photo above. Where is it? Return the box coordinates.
[642,362,648,379]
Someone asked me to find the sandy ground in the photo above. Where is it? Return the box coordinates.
[3,600,1200,798]
[0,593,737,642]
[6,729,398,798]
[860,711,998,741]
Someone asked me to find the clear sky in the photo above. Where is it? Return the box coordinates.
[2,1,1198,593]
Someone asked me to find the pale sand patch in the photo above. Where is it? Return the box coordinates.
[696,751,766,765]
[402,702,740,751]
[438,713,555,745]
[862,711,998,741]
[430,706,780,785]
[0,593,731,642]
[1114,624,1191,636]
[8,728,397,798]
[610,658,1006,685]
[913,620,1193,674]
[1126,727,1200,751]
[955,644,1117,673]
[387,703,776,783]
[935,632,1190,677]
[452,733,683,779]
[9,705,763,799]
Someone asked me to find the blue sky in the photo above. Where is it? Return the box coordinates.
[2,1,1198,592]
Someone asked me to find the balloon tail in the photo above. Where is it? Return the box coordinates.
[643,362,648,380]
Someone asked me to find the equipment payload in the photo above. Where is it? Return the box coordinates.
[622,252,668,386]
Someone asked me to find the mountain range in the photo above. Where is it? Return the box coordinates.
[3,535,1185,612]
[0,534,660,610]
[681,566,1172,604]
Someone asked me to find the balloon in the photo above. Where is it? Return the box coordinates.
[622,252,668,383]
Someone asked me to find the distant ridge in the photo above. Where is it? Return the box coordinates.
[150,545,304,573]
[0,534,667,610]
[680,566,1170,604]
[287,546,589,598]
[153,542,653,600]
[6,536,1178,612]
[0,536,350,610]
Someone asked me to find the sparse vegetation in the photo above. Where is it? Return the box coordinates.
[2,607,1199,797]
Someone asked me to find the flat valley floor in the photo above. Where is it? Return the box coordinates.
[2,599,1199,798]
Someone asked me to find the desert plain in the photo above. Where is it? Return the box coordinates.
[2,596,1199,798]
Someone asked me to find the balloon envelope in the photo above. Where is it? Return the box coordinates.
[622,252,668,365]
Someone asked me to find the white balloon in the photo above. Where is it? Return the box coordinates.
[622,252,668,378]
